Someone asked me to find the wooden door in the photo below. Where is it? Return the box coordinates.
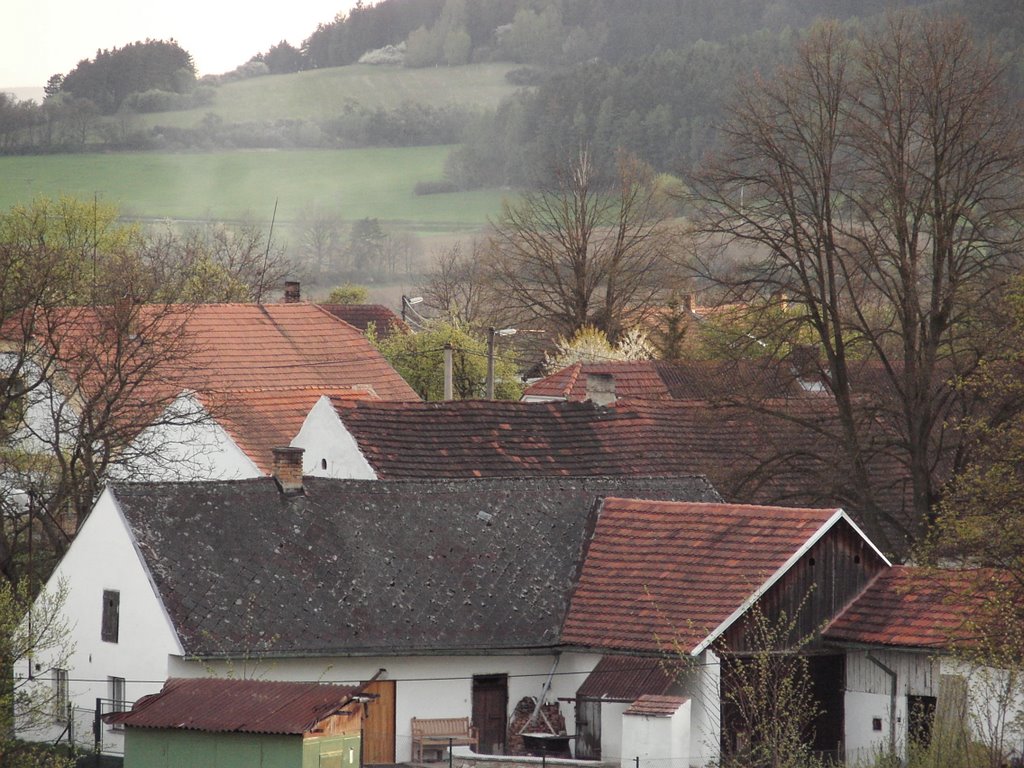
[574,699,601,760]
[472,674,508,755]
[362,680,396,764]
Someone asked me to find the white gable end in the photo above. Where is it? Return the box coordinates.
[113,391,261,481]
[292,396,377,479]
[18,487,183,749]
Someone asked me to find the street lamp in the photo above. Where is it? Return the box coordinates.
[486,327,517,400]
[401,295,423,324]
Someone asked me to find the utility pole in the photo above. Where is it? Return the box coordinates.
[486,328,496,400]
[485,327,516,399]
[443,342,453,400]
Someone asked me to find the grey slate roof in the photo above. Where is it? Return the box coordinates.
[113,475,719,657]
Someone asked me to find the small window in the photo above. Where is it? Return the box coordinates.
[101,590,120,643]
[321,458,328,470]
[52,668,68,723]
[109,676,126,730]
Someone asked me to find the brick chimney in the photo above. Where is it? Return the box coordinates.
[271,446,304,494]
[283,281,301,303]
[586,373,617,406]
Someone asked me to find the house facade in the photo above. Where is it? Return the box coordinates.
[23,466,979,767]
[22,473,720,757]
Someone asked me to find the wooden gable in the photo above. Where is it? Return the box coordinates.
[719,517,888,653]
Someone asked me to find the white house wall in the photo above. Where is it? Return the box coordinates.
[114,393,261,482]
[940,657,1024,760]
[17,488,183,754]
[844,649,938,766]
[4,357,74,454]
[292,396,377,479]
[170,651,605,762]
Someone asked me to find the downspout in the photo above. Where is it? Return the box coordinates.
[867,653,898,758]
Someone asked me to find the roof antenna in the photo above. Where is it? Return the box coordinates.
[254,198,278,305]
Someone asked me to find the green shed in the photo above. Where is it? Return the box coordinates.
[107,677,363,768]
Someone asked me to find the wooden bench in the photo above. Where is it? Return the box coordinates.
[411,717,479,762]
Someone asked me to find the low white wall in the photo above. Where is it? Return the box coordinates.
[620,700,690,768]
[670,650,719,767]
[600,702,629,763]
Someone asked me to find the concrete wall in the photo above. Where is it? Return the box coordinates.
[17,488,183,754]
[292,396,376,479]
[453,751,616,768]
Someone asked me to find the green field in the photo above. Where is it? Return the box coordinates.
[127,63,519,130]
[0,147,509,233]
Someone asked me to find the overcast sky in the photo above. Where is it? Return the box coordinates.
[3,0,361,91]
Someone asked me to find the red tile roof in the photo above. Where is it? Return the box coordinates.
[624,695,688,717]
[562,498,842,654]
[823,566,1011,651]
[168,304,415,398]
[319,304,407,338]
[523,360,804,402]
[328,398,911,549]
[207,386,379,474]
[25,303,417,422]
[108,677,358,735]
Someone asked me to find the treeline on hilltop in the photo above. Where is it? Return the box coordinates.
[1,0,1022,174]
[46,39,205,114]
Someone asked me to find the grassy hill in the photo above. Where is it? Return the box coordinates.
[127,63,520,130]
[0,147,509,234]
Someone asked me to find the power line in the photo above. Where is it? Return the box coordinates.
[55,658,717,688]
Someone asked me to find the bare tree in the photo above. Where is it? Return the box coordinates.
[293,205,344,279]
[0,199,206,588]
[487,149,683,342]
[689,14,1024,553]
[142,219,292,303]
[421,240,499,327]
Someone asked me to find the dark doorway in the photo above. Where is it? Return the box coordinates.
[908,694,938,749]
[808,654,845,761]
[472,674,508,755]
[574,698,601,759]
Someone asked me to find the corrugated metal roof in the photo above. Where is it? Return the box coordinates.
[576,655,676,701]
[108,678,359,735]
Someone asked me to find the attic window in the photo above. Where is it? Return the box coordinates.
[321,458,328,470]
[101,590,120,643]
